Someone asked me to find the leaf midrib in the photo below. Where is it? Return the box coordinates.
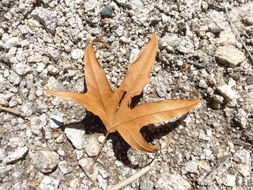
[111,101,199,130]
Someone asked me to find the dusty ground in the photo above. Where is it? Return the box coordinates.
[0,0,252,189]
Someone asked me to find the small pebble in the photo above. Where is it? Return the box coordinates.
[223,174,236,187]
[36,62,45,73]
[215,45,245,67]
[71,49,83,60]
[217,84,239,100]
[30,151,60,173]
[246,77,253,85]
[157,173,191,190]
[85,135,100,157]
[38,176,60,190]
[65,127,86,149]
[58,161,72,174]
[140,179,154,190]
[3,146,29,164]
[100,5,113,18]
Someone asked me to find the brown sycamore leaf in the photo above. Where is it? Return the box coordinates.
[45,35,200,153]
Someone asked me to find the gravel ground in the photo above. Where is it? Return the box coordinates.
[0,0,253,189]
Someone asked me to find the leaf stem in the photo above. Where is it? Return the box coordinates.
[89,132,109,173]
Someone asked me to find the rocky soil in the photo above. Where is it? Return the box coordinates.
[0,0,252,189]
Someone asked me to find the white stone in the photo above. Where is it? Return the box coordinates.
[85,135,100,157]
[3,70,9,77]
[129,48,140,63]
[157,173,191,190]
[199,130,210,141]
[217,84,239,100]
[20,39,29,47]
[58,161,72,174]
[129,0,143,7]
[199,79,208,88]
[47,65,58,75]
[0,148,5,161]
[46,47,59,61]
[215,45,245,67]
[65,127,86,149]
[71,49,83,60]
[177,37,194,54]
[161,14,170,23]
[8,71,21,85]
[98,168,108,179]
[9,96,21,107]
[4,37,20,49]
[183,161,199,174]
[237,164,251,177]
[64,45,71,52]
[8,137,24,148]
[31,7,58,34]
[0,93,11,106]
[115,26,124,37]
[69,178,79,189]
[98,135,106,143]
[97,174,107,190]
[38,176,59,190]
[3,146,28,164]
[217,30,237,45]
[2,33,9,42]
[120,36,130,43]
[30,151,59,173]
[109,2,119,11]
[234,149,251,164]
[160,33,180,49]
[13,62,31,75]
[36,88,44,96]
[140,179,154,190]
[30,115,47,136]
[49,111,64,129]
[203,149,212,157]
[16,49,26,64]
[228,78,236,87]
[223,174,236,187]
[27,18,41,27]
[36,63,45,73]
[75,150,84,160]
[78,157,98,180]
[85,0,99,11]
[197,161,211,171]
[27,53,43,63]
[57,149,65,156]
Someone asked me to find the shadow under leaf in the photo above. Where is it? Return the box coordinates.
[63,111,106,134]
[59,111,187,169]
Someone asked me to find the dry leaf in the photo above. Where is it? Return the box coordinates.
[45,35,200,153]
